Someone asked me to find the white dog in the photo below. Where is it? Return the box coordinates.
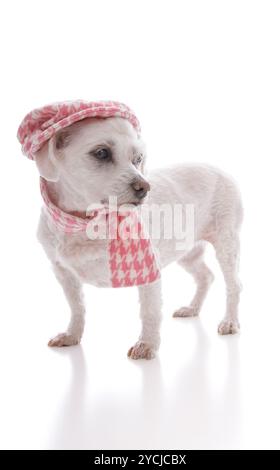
[34,116,242,359]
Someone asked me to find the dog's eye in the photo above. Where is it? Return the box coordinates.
[134,154,143,166]
[89,148,112,161]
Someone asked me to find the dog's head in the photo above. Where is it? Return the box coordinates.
[34,117,150,209]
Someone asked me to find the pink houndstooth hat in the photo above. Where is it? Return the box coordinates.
[17,100,141,160]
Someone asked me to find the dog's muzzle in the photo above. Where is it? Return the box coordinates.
[131,178,150,200]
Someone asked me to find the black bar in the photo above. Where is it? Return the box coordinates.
[0,449,275,465]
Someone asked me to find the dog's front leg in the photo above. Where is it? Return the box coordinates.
[128,279,162,360]
[48,262,86,347]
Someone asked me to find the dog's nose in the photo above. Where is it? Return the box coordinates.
[131,178,151,200]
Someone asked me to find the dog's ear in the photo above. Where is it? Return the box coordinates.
[34,139,59,182]
[34,129,71,182]
[53,129,71,151]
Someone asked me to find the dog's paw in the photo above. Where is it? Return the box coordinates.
[127,341,156,360]
[218,319,240,335]
[173,306,199,318]
[48,333,80,347]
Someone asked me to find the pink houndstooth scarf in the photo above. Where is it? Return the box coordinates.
[17,100,160,288]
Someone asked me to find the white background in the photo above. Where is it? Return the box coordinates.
[0,0,280,449]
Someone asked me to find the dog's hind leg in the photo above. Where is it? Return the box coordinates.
[173,242,214,318]
[48,262,86,347]
[212,231,242,334]
[128,279,162,360]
